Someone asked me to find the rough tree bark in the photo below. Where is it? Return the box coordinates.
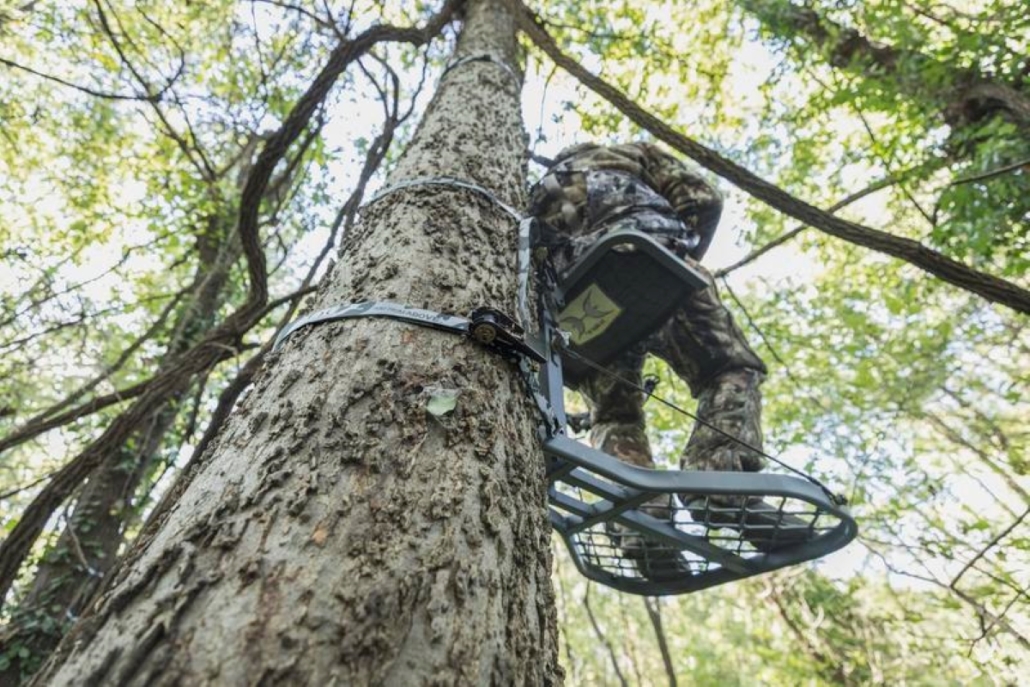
[29,1,561,684]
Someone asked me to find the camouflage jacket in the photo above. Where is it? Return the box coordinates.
[529,142,723,260]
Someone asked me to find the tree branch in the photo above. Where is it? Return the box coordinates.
[0,56,162,101]
[252,0,337,34]
[765,579,850,685]
[714,174,901,277]
[862,541,1030,650]
[921,410,1029,504]
[950,157,1030,187]
[553,565,579,682]
[0,471,58,502]
[0,379,153,457]
[950,506,1030,591]
[32,289,188,424]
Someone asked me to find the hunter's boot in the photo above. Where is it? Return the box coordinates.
[591,421,689,581]
[680,369,812,552]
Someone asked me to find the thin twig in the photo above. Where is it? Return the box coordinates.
[0,471,57,501]
[862,541,1030,650]
[950,506,1030,590]
[0,56,164,101]
[949,157,1030,187]
[33,289,189,424]
[64,511,102,579]
[553,566,579,682]
[583,583,628,687]
[643,597,677,687]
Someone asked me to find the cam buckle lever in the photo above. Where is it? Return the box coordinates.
[467,307,545,363]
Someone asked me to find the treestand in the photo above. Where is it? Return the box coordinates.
[531,229,858,596]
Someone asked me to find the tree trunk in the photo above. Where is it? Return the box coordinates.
[30,1,562,684]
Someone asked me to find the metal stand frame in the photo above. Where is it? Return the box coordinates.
[536,231,858,595]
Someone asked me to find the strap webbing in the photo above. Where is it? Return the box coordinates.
[273,301,469,351]
[273,300,561,438]
[442,53,519,83]
[365,176,522,222]
[517,217,534,330]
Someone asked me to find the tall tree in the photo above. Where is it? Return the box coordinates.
[27,1,561,684]
[0,0,441,630]
[3,1,1027,683]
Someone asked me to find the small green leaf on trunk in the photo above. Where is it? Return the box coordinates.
[426,388,460,416]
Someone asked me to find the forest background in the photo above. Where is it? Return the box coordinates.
[0,0,1027,684]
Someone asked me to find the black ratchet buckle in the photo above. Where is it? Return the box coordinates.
[467,306,545,363]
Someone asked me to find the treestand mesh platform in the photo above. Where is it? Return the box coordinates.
[530,229,858,596]
[544,435,857,595]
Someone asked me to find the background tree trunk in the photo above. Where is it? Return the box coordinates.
[30,1,562,684]
[0,209,241,684]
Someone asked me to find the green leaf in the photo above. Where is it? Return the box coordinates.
[426,388,460,417]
